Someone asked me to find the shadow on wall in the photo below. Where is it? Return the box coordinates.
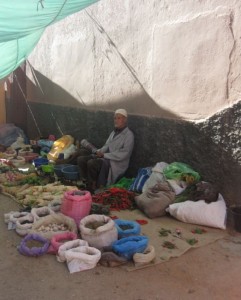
[26,66,180,119]
[11,68,241,206]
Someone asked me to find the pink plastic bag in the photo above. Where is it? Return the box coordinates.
[61,190,92,226]
[48,232,78,254]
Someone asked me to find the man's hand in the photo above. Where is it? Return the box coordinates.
[96,151,104,158]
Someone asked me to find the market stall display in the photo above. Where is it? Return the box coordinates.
[0,141,228,274]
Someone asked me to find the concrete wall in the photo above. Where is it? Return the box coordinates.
[24,0,241,205]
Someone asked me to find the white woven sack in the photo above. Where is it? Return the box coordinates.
[8,212,29,230]
[166,194,227,229]
[142,162,169,193]
[64,246,101,273]
[30,213,77,240]
[48,199,62,212]
[57,239,89,263]
[79,214,118,249]
[4,211,20,224]
[133,245,156,267]
[15,213,34,236]
[31,206,55,222]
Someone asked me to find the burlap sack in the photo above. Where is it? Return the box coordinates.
[135,181,175,218]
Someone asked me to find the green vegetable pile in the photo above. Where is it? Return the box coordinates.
[19,176,44,185]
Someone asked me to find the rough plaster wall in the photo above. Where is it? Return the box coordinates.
[27,0,241,121]
[152,9,234,119]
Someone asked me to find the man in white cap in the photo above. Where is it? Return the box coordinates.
[77,109,134,192]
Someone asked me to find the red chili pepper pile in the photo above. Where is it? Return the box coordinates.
[92,187,136,211]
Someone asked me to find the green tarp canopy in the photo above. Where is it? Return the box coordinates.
[0,0,99,80]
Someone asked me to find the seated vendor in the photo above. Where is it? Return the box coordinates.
[77,109,134,192]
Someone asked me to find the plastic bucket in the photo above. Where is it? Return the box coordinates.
[62,165,80,181]
[230,206,241,232]
[54,164,72,178]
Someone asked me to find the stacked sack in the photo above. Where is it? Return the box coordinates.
[112,219,155,267]
[78,215,155,268]
[4,188,156,272]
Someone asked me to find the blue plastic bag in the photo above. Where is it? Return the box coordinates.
[0,123,28,147]
[114,219,141,239]
[129,167,152,193]
[112,236,149,260]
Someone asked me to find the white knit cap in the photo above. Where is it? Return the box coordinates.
[114,108,128,118]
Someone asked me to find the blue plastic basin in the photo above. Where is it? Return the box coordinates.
[54,164,72,177]
[62,165,80,181]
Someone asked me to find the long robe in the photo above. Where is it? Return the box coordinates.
[98,127,134,185]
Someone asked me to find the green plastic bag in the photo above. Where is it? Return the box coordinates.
[163,162,200,184]
[109,177,135,190]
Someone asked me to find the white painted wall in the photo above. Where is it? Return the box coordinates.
[27,0,241,121]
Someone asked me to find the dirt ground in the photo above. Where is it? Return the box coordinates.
[1,194,241,300]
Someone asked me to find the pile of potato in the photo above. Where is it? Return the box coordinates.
[37,223,68,233]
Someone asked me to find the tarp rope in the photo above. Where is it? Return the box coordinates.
[14,73,42,137]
